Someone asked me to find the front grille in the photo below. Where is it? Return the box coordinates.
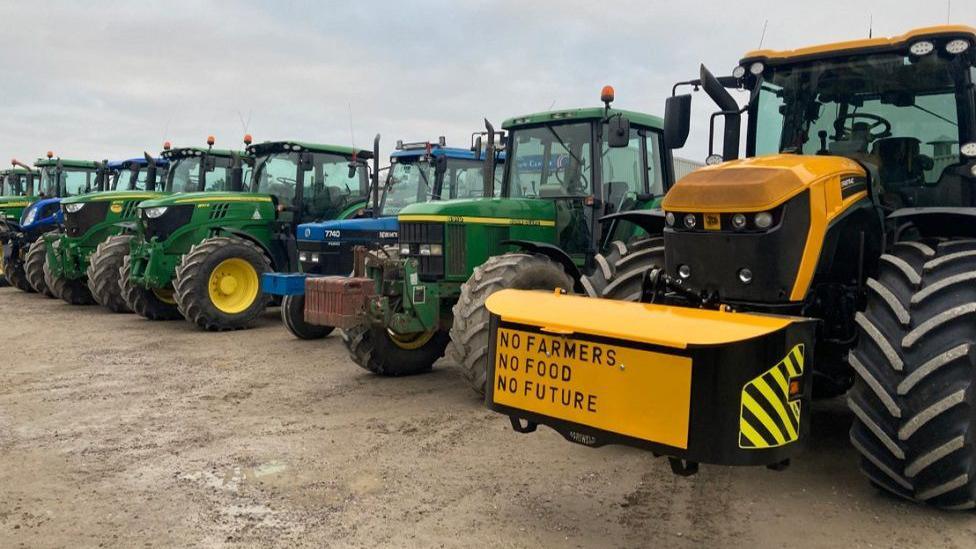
[144,205,194,242]
[64,201,110,238]
[447,224,467,276]
[399,222,444,280]
[120,200,140,220]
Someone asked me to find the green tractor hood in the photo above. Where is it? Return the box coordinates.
[397,197,556,226]
[61,190,165,205]
[139,191,273,208]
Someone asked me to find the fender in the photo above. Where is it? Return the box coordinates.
[598,209,666,235]
[888,207,976,238]
[503,239,584,293]
[212,226,278,268]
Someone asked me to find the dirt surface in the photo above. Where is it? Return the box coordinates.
[1,286,975,548]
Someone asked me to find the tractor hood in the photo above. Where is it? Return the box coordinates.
[0,196,32,207]
[139,192,273,208]
[662,155,866,213]
[397,197,556,226]
[299,216,398,240]
[61,190,164,205]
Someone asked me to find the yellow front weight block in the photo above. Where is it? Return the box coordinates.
[208,258,259,314]
[152,287,177,305]
[483,289,816,469]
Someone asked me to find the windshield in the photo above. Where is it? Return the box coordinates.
[753,53,969,188]
[382,156,495,216]
[40,167,98,197]
[252,151,367,220]
[1,174,28,196]
[504,122,593,198]
[165,155,243,193]
[119,165,159,191]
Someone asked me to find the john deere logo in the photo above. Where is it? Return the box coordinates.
[110,202,123,213]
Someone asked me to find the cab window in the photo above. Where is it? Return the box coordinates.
[506,122,593,198]
[600,125,644,211]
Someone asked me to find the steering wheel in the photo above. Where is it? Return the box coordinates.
[833,113,892,141]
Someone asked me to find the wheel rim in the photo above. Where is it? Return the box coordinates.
[152,287,177,305]
[207,258,259,314]
[386,328,436,350]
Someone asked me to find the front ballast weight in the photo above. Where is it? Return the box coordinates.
[483,289,818,472]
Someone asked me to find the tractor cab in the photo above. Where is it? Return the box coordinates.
[105,157,169,191]
[160,140,251,194]
[0,166,38,197]
[246,140,371,226]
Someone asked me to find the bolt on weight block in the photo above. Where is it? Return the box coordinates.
[304,276,376,330]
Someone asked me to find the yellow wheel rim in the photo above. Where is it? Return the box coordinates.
[152,287,177,305]
[386,329,436,350]
[207,257,259,314]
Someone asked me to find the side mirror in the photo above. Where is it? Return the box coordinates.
[664,95,692,149]
[144,152,157,191]
[607,116,631,148]
[472,136,483,158]
[347,162,359,179]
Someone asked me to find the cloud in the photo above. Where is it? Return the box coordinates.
[0,0,971,166]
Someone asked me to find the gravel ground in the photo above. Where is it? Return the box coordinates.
[1,286,975,548]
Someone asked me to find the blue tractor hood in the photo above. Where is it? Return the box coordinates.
[299,216,398,241]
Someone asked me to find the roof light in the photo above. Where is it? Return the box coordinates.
[732,65,746,79]
[962,142,976,157]
[909,41,934,56]
[396,140,403,150]
[243,134,253,145]
[601,85,615,104]
[207,135,215,146]
[47,151,54,159]
[705,154,723,166]
[946,39,970,55]
[755,211,774,229]
[163,141,171,150]
[749,62,764,75]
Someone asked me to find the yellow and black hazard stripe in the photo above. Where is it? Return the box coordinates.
[739,344,804,449]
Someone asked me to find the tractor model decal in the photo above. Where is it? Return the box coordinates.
[739,344,804,449]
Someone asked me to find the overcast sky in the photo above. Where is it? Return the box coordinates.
[0,1,973,166]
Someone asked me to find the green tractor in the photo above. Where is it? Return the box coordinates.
[5,154,106,296]
[308,89,676,393]
[123,136,377,331]
[0,162,40,285]
[44,155,169,308]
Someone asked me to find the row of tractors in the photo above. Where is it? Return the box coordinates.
[4,24,976,511]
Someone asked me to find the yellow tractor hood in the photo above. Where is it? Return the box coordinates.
[662,155,866,213]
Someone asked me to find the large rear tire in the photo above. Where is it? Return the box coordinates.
[25,234,55,297]
[173,236,272,331]
[342,324,449,376]
[580,237,664,300]
[447,253,573,395]
[87,234,133,313]
[849,238,976,510]
[281,294,333,340]
[120,255,182,320]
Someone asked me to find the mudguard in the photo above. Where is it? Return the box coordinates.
[598,209,666,235]
[503,240,584,293]
[484,289,817,469]
[888,207,976,238]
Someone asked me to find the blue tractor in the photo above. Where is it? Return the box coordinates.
[264,137,503,339]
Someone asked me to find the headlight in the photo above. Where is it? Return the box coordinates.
[144,206,168,219]
[754,212,774,229]
[732,65,746,79]
[909,41,934,56]
[419,244,443,256]
[63,202,85,213]
[683,213,696,229]
[945,39,969,55]
[310,253,320,263]
[731,213,747,230]
[961,142,976,157]
[665,212,675,227]
[299,252,309,262]
[22,207,37,226]
[399,244,411,255]
[749,62,764,75]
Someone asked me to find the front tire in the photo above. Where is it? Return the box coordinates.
[4,248,32,293]
[173,236,271,331]
[342,324,449,376]
[25,234,56,297]
[849,238,976,510]
[581,237,664,300]
[87,235,133,313]
[447,253,573,395]
[120,255,182,320]
[281,294,333,340]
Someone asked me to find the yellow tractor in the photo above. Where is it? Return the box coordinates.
[482,25,976,510]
